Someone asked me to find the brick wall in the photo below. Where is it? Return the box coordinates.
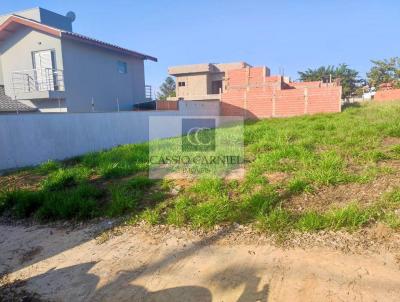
[156,101,179,110]
[374,89,400,102]
[221,67,342,119]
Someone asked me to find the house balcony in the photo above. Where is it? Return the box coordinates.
[11,68,66,100]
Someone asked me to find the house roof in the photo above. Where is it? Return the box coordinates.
[0,94,37,113]
[0,15,157,62]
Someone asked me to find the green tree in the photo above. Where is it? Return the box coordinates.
[298,64,362,98]
[367,57,400,89]
[156,77,176,100]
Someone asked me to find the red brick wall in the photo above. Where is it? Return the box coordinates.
[156,101,178,110]
[374,89,400,102]
[308,87,342,114]
[221,67,342,119]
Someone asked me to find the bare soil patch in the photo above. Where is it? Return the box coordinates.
[0,172,45,191]
[264,172,290,185]
[1,223,400,302]
[285,170,400,212]
[383,136,400,148]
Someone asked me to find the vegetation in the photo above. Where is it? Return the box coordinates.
[156,76,176,100]
[1,102,400,237]
[298,64,364,98]
[367,57,400,88]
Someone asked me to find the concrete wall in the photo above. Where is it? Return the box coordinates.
[175,73,209,98]
[61,38,146,112]
[0,100,220,170]
[0,27,64,97]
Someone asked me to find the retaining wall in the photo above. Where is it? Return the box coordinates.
[0,101,220,170]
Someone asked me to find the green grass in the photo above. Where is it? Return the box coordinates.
[1,102,400,234]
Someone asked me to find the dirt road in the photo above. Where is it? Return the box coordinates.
[1,223,399,302]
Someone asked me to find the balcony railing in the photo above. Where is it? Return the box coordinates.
[145,85,152,101]
[11,68,65,94]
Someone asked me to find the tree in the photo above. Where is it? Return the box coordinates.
[367,57,400,89]
[156,77,176,100]
[298,64,363,98]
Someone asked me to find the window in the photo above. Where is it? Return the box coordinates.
[178,81,186,87]
[117,61,127,74]
[211,80,223,94]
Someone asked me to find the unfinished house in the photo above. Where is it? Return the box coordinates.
[167,62,266,101]
[220,67,342,118]
[168,62,341,118]
[0,7,157,113]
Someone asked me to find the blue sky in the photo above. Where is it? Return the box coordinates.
[2,1,400,92]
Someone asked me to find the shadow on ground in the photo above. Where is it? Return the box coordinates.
[0,226,269,301]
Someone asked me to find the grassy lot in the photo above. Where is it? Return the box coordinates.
[1,101,400,236]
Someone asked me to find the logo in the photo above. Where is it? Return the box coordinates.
[182,118,216,152]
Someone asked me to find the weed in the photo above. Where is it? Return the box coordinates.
[36,160,62,174]
[41,167,91,191]
[107,185,137,217]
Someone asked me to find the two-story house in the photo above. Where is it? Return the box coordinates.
[167,62,270,102]
[0,7,157,113]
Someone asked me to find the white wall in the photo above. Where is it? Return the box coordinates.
[0,101,220,170]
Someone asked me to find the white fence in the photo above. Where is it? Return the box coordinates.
[0,101,220,171]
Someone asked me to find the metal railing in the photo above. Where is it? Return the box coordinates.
[145,85,152,101]
[11,68,65,94]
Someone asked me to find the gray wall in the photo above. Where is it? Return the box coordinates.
[0,101,220,170]
[61,38,146,112]
[0,57,3,85]
[0,27,64,97]
[39,8,73,32]
[0,7,72,31]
